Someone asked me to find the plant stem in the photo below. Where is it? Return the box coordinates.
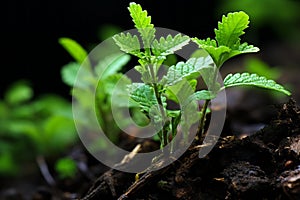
[197,65,219,139]
[197,99,210,138]
[148,64,157,83]
[152,83,167,148]
[148,58,168,148]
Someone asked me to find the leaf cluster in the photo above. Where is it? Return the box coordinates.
[192,11,259,67]
[0,81,76,176]
[113,2,291,149]
[113,3,220,148]
[59,38,131,143]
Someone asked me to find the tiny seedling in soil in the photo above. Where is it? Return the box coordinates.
[112,2,291,150]
[58,2,294,200]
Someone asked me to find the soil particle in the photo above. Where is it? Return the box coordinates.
[222,161,270,199]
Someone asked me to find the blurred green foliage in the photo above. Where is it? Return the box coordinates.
[244,57,281,80]
[0,81,77,176]
[55,157,78,179]
[97,24,123,41]
[217,0,300,43]
[59,37,132,146]
[243,57,294,98]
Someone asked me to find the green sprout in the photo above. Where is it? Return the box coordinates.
[59,38,131,144]
[112,2,291,150]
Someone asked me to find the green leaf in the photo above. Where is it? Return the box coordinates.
[113,33,141,56]
[192,12,259,67]
[215,11,249,48]
[134,65,153,83]
[163,54,178,66]
[95,74,132,140]
[55,158,77,179]
[162,56,214,86]
[129,84,158,113]
[72,88,102,130]
[4,81,33,105]
[108,75,132,108]
[128,2,155,48]
[128,3,153,31]
[129,83,165,135]
[128,83,166,133]
[169,81,199,135]
[192,38,230,66]
[166,79,197,103]
[61,62,81,87]
[59,38,89,64]
[228,42,260,59]
[72,88,94,110]
[95,54,130,79]
[97,73,129,98]
[188,90,216,102]
[43,115,77,155]
[223,73,291,95]
[165,80,200,139]
[152,34,190,56]
[0,119,39,139]
[192,38,218,48]
[131,107,150,126]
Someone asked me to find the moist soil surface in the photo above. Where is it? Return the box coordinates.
[1,98,300,200]
[79,99,300,200]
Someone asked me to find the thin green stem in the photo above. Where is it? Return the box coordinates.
[152,83,167,148]
[145,47,151,59]
[197,64,219,138]
[197,99,210,137]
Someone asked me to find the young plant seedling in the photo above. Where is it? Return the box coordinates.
[59,38,131,144]
[113,2,291,150]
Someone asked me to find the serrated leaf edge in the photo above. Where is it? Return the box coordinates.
[223,73,291,95]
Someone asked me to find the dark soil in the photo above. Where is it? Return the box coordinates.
[76,99,300,200]
[3,98,298,200]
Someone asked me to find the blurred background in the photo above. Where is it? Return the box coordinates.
[2,0,299,98]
